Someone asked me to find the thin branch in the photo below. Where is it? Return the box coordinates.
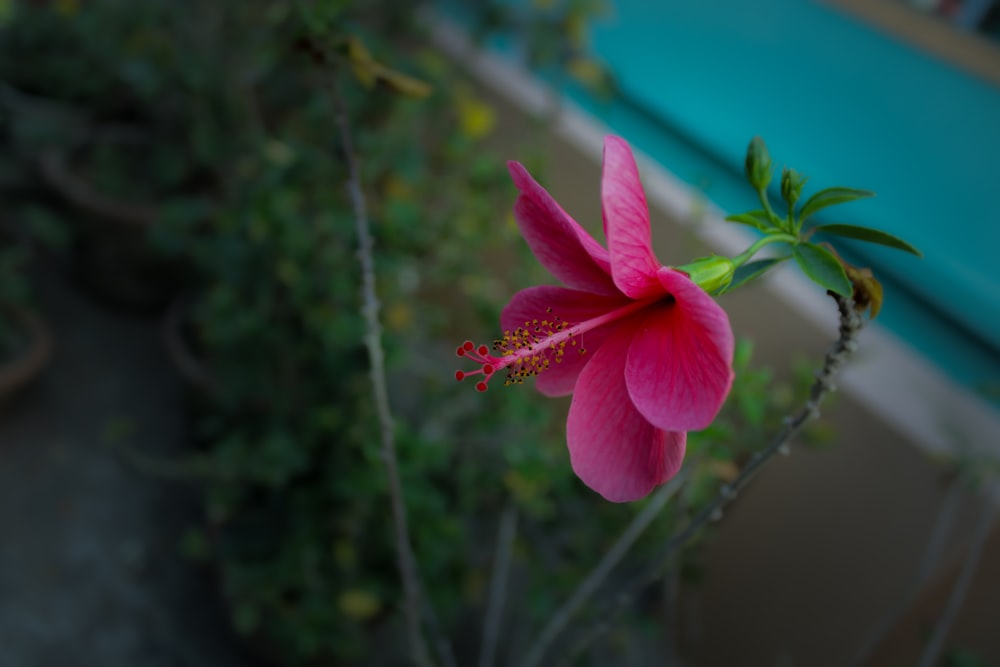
[557,293,864,666]
[848,474,965,667]
[916,478,1000,667]
[331,78,433,667]
[521,468,691,667]
[478,503,519,667]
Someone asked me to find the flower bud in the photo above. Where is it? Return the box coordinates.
[744,136,772,191]
[780,167,807,208]
[675,255,736,294]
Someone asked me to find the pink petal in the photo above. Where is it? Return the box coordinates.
[566,324,688,502]
[625,268,735,432]
[601,136,662,299]
[508,162,618,296]
[501,286,632,396]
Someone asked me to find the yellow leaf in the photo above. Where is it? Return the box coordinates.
[347,36,377,89]
[567,58,605,89]
[376,65,432,99]
[0,0,15,25]
[456,95,496,140]
[55,0,78,16]
[347,36,431,98]
[338,590,381,621]
[384,302,412,331]
[706,459,739,482]
[332,540,357,570]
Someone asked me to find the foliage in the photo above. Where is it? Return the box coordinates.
[723,136,921,310]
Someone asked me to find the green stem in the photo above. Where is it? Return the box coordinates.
[757,186,783,230]
[732,233,796,267]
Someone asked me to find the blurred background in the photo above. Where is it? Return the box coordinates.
[0,1,998,666]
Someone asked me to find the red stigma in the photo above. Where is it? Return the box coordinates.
[453,338,503,392]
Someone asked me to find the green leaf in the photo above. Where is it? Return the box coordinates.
[798,187,875,224]
[811,223,922,257]
[793,243,852,296]
[724,256,789,292]
[724,209,774,231]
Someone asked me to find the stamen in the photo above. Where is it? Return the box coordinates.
[454,296,659,392]
[453,310,575,391]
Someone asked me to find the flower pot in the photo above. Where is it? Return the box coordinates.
[37,149,190,313]
[0,307,53,409]
[163,294,218,397]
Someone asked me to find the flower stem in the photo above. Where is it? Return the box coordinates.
[732,233,797,267]
[477,504,519,667]
[757,186,784,230]
[916,478,1000,667]
[520,469,689,667]
[557,293,864,666]
[847,475,966,667]
[332,76,435,667]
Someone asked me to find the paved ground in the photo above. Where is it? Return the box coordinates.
[0,267,250,667]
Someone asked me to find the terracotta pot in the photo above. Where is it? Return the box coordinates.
[163,295,218,396]
[0,307,53,407]
[37,149,189,313]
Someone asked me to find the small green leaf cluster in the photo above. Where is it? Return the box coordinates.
[721,136,921,300]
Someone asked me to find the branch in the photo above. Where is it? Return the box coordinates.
[331,79,433,667]
[848,475,966,667]
[916,478,999,667]
[558,293,864,665]
[521,468,690,667]
[477,503,519,667]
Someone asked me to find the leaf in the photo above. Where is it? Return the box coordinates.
[798,187,875,224]
[812,223,922,257]
[793,243,852,297]
[724,256,789,292]
[724,209,774,231]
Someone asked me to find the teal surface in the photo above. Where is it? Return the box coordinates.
[577,0,1000,399]
[438,0,1000,401]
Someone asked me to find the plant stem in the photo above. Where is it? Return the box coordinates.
[732,233,797,267]
[521,469,690,667]
[757,186,783,229]
[848,475,965,667]
[558,293,863,666]
[916,478,999,667]
[332,78,433,667]
[477,504,519,667]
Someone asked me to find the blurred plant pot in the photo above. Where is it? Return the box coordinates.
[0,306,52,409]
[163,294,219,397]
[37,150,188,313]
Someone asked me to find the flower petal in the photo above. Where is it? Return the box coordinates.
[625,268,735,432]
[567,324,687,502]
[508,161,618,295]
[501,286,631,396]
[601,136,662,298]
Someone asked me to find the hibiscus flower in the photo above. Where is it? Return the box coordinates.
[456,136,735,502]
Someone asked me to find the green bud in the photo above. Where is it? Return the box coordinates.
[675,255,736,294]
[744,136,773,191]
[780,167,808,208]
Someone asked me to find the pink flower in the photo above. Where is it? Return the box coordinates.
[455,136,734,502]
